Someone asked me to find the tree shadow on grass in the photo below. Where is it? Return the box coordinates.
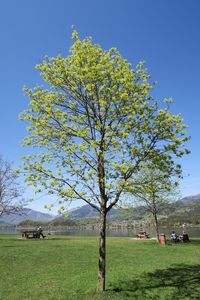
[110,264,200,299]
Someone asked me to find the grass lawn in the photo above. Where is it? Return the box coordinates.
[0,235,200,300]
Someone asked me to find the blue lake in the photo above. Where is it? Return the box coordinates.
[1,226,200,238]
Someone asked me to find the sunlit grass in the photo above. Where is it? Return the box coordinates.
[0,235,200,299]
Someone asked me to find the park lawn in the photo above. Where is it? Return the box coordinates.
[0,235,200,300]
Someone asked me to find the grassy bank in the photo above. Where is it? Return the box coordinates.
[0,235,200,299]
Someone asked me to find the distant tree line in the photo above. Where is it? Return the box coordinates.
[17,218,77,227]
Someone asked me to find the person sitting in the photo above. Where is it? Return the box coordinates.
[180,231,190,243]
[37,226,46,238]
[171,231,179,242]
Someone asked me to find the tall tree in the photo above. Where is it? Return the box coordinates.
[20,30,189,291]
[0,156,25,217]
[126,164,180,241]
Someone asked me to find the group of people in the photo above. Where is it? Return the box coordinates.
[171,231,190,242]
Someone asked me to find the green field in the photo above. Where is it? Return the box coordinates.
[0,235,200,300]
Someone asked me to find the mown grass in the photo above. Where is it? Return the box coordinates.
[0,235,200,299]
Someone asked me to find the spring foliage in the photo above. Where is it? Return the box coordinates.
[20,30,189,213]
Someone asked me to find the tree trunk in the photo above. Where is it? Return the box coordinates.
[153,212,159,242]
[97,209,106,292]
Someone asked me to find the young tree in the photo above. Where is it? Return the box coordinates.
[19,30,189,291]
[126,164,180,241]
[0,156,25,217]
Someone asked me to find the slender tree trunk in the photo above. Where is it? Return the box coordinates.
[151,195,159,242]
[97,209,106,292]
[153,212,159,242]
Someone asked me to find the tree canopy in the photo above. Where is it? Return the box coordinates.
[20,30,189,214]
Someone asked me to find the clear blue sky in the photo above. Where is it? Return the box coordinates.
[0,0,199,213]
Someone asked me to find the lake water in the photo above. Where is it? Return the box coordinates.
[1,226,200,238]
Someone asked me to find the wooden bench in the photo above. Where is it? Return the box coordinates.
[21,230,45,239]
[136,232,149,239]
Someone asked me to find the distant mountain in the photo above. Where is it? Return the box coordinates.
[54,204,117,223]
[1,193,200,226]
[160,193,200,226]
[69,205,99,219]
[68,204,117,219]
[0,220,8,225]
[59,193,200,226]
[0,208,54,225]
[179,194,200,203]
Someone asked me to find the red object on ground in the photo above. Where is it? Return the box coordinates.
[159,233,166,245]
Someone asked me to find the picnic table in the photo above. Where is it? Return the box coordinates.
[136,231,149,239]
[21,230,45,239]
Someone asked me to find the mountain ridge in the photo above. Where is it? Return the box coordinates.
[0,208,54,225]
[1,193,200,225]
